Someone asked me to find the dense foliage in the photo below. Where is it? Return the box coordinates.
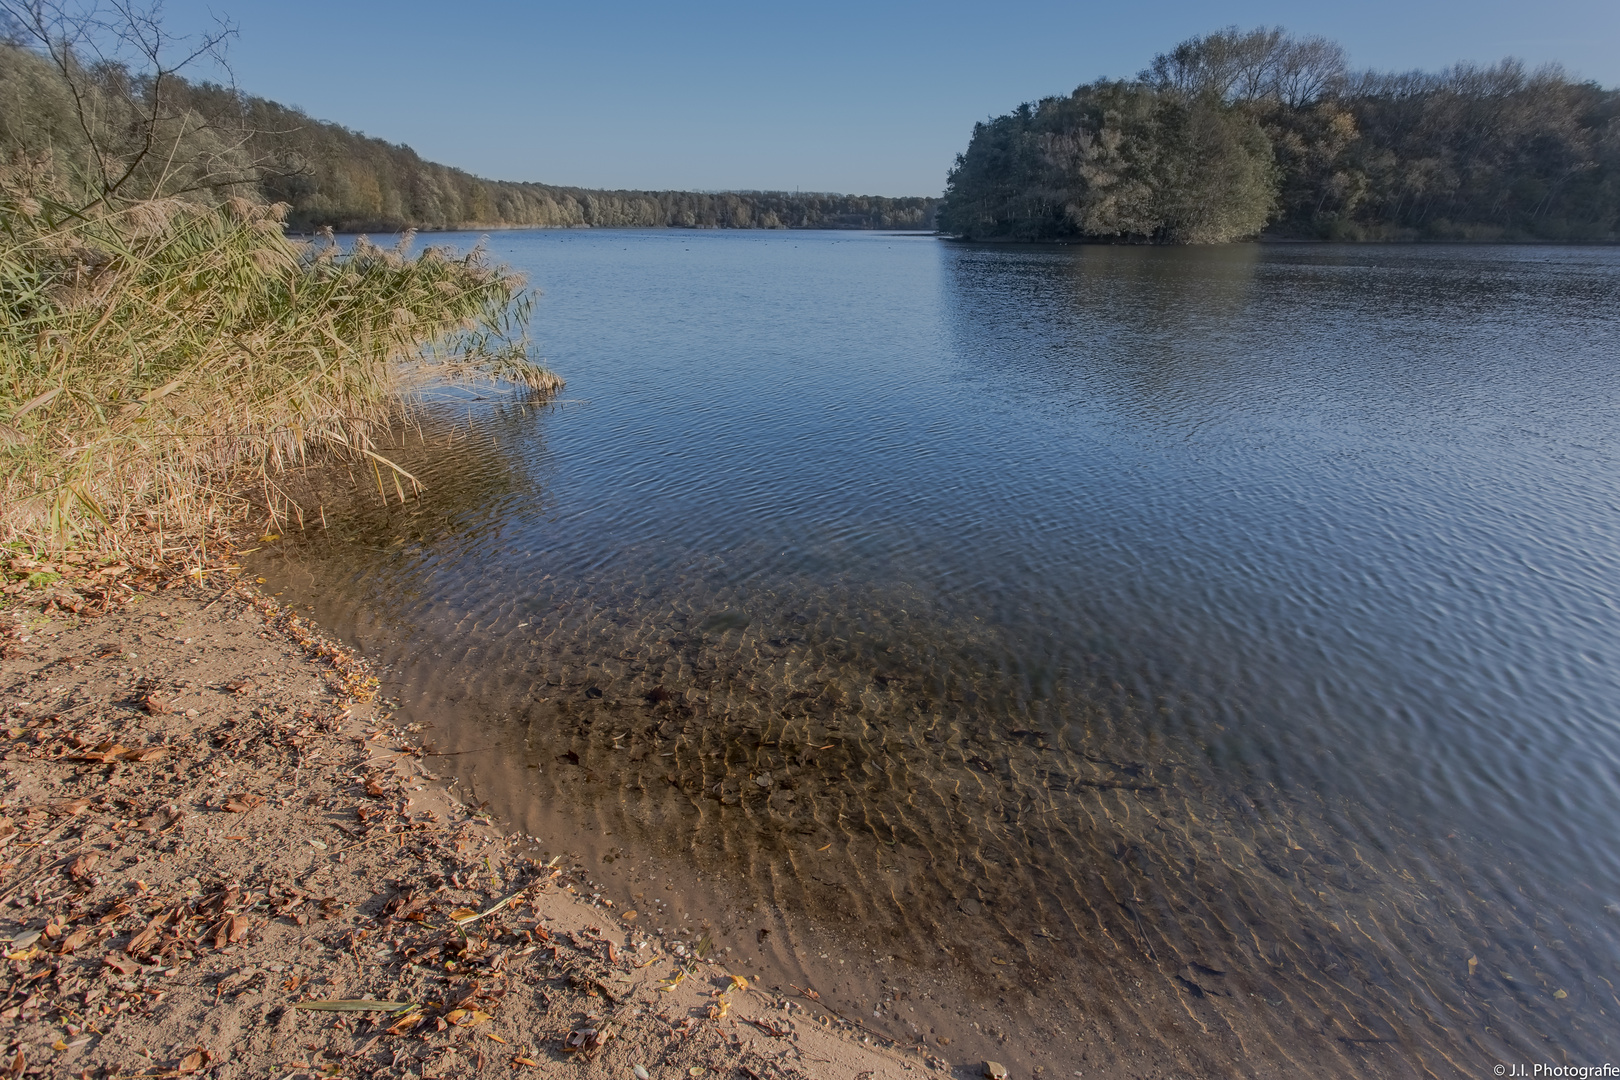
[0,39,936,232]
[939,27,1620,243]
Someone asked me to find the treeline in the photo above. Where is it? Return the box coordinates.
[0,39,935,232]
[939,27,1620,243]
[236,86,937,230]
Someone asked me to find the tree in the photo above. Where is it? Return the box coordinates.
[0,0,258,211]
[940,80,1277,242]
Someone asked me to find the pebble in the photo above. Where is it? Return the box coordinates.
[633,1067,650,1080]
[959,898,983,916]
[984,1062,1009,1080]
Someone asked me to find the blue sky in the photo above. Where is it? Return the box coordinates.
[160,0,1620,197]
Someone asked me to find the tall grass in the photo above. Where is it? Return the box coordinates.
[0,176,560,550]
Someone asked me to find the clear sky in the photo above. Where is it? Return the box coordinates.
[159,0,1620,197]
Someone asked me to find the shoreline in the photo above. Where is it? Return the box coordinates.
[0,570,951,1079]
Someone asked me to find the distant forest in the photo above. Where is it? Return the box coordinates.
[0,35,935,232]
[939,27,1620,243]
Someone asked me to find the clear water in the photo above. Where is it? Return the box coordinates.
[257,232,1620,1077]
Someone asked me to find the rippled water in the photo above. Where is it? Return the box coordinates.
[257,233,1620,1077]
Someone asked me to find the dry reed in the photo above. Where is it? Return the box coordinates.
[1,178,561,551]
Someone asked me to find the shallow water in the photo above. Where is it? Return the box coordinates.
[258,233,1620,1077]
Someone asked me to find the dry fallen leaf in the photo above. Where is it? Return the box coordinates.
[208,914,247,949]
[126,917,164,957]
[142,694,172,715]
[512,1057,540,1067]
[103,953,140,975]
[66,742,129,763]
[55,927,90,954]
[176,1048,210,1075]
[222,793,264,813]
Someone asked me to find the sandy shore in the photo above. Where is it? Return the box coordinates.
[0,563,963,1079]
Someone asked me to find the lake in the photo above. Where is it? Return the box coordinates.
[256,231,1620,1077]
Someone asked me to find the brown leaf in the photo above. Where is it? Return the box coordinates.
[126,916,165,957]
[386,1011,425,1035]
[222,793,264,814]
[176,1048,210,1075]
[364,777,389,797]
[142,694,172,715]
[103,953,140,975]
[68,852,99,879]
[6,1049,21,1078]
[55,927,90,954]
[98,900,133,924]
[120,746,167,763]
[228,913,249,943]
[67,741,129,764]
[48,798,93,817]
[197,886,241,916]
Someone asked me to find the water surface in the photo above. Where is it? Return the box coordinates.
[259,233,1620,1078]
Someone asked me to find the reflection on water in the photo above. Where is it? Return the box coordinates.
[259,233,1620,1077]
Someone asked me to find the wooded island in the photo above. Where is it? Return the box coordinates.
[938,27,1620,243]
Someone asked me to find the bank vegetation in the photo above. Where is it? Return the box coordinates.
[0,3,558,552]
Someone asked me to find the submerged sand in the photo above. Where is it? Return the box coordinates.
[0,570,949,1079]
